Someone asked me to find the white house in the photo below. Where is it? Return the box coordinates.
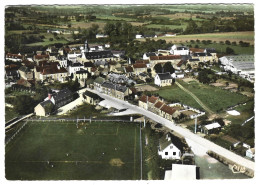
[154,73,173,87]
[136,34,143,39]
[246,148,255,159]
[67,62,84,76]
[164,33,177,37]
[67,51,82,63]
[96,34,108,38]
[171,71,184,79]
[158,133,182,160]
[170,44,189,55]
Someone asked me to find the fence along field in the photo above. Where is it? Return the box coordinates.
[5,121,141,180]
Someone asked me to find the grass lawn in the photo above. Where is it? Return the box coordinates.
[154,79,251,113]
[177,80,251,113]
[58,103,105,119]
[5,107,19,123]
[5,121,141,180]
[226,100,254,124]
[154,84,201,110]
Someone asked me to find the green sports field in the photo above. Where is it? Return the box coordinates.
[5,121,141,180]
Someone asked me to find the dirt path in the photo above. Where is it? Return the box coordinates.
[175,81,214,115]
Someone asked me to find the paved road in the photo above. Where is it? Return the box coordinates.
[175,81,214,114]
[86,88,254,172]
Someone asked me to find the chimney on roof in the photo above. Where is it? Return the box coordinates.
[48,91,52,100]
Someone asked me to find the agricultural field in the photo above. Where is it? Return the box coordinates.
[155,31,254,45]
[177,79,251,113]
[5,121,142,180]
[155,79,251,113]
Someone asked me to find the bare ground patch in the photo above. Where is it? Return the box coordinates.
[109,158,125,167]
[135,85,159,92]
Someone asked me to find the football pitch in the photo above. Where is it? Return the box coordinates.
[5,121,142,180]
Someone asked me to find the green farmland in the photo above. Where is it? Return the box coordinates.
[155,79,251,113]
[5,121,141,180]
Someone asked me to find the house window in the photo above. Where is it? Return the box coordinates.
[173,152,176,155]
[170,146,173,149]
[165,152,168,155]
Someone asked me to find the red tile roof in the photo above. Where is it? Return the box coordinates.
[150,55,181,61]
[149,96,158,103]
[133,63,147,68]
[139,95,148,103]
[177,60,187,67]
[136,60,149,64]
[6,53,23,59]
[34,55,49,60]
[125,66,134,72]
[155,101,164,109]
[37,62,67,75]
[189,48,204,53]
[160,105,176,115]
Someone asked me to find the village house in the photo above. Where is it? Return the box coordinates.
[176,60,188,70]
[143,52,157,60]
[133,63,147,75]
[67,62,84,76]
[154,72,173,87]
[135,60,150,68]
[187,58,200,68]
[49,88,74,109]
[204,48,218,62]
[58,56,68,68]
[101,81,132,100]
[93,77,105,91]
[151,100,164,114]
[34,62,68,82]
[158,133,182,160]
[124,66,134,77]
[170,45,189,55]
[67,51,82,63]
[34,100,54,117]
[17,78,34,88]
[6,53,24,62]
[149,55,182,69]
[160,104,180,121]
[73,69,89,81]
[18,66,34,80]
[84,62,94,72]
[192,52,214,63]
[138,95,159,110]
[171,71,185,79]
[5,64,20,80]
[83,90,104,105]
[33,54,50,65]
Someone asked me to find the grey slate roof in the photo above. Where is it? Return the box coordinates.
[19,66,31,72]
[157,72,173,80]
[71,62,83,67]
[193,52,212,57]
[84,62,94,67]
[40,100,54,108]
[205,48,216,53]
[84,50,113,59]
[84,90,104,101]
[52,88,73,102]
[189,58,200,62]
[101,81,128,93]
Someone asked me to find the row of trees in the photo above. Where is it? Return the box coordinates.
[184,17,254,34]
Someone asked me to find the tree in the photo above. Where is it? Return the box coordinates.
[163,62,175,74]
[226,47,235,54]
[154,63,163,73]
[225,40,231,45]
[13,95,35,114]
[49,38,53,41]
[45,102,54,115]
